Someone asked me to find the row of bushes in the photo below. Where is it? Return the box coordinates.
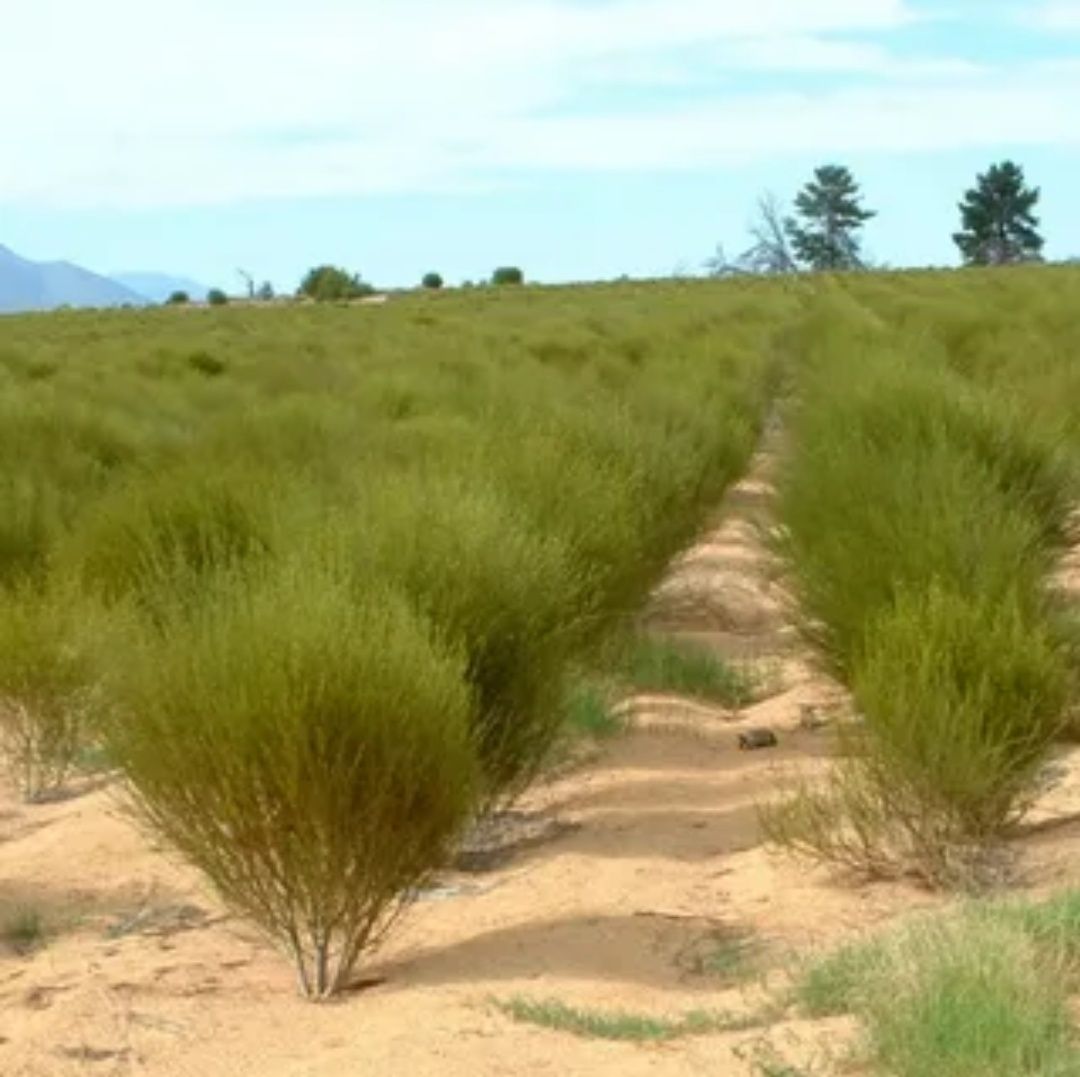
[0,282,789,996]
[766,283,1076,884]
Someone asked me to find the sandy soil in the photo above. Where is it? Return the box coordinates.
[3,447,1080,1076]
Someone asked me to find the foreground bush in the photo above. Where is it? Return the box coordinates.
[101,559,477,999]
[358,477,590,803]
[0,584,95,801]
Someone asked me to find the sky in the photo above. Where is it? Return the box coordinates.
[2,0,1079,290]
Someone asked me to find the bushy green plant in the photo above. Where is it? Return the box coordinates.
[60,464,273,614]
[187,349,226,376]
[0,583,96,801]
[359,477,590,802]
[100,557,478,999]
[206,288,229,307]
[491,266,524,286]
[772,291,1073,880]
[297,266,373,302]
[854,586,1068,841]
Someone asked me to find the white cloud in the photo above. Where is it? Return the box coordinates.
[1030,2,1080,29]
[0,0,1071,208]
[714,36,983,79]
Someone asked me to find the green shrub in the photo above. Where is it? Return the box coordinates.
[0,583,96,801]
[100,557,478,999]
[165,290,189,305]
[491,266,524,286]
[853,587,1068,843]
[61,465,273,614]
[779,370,1057,680]
[206,289,229,307]
[772,294,1072,881]
[298,266,373,302]
[361,477,590,803]
[0,473,64,586]
[187,350,226,376]
[421,272,443,290]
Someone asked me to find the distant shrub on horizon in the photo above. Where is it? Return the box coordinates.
[492,266,524,287]
[298,265,375,302]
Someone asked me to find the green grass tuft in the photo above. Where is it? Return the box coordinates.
[1,906,48,956]
[626,635,757,707]
[494,996,755,1042]
[560,679,625,740]
[796,892,1080,1077]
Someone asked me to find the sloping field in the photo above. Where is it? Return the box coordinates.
[2,269,1080,1074]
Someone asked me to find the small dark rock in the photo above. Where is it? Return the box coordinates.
[738,728,778,751]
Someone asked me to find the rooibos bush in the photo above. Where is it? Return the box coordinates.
[101,557,477,999]
[854,586,1068,843]
[61,465,272,614]
[770,293,1071,882]
[0,583,96,801]
[362,477,589,803]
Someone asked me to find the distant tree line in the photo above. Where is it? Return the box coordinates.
[160,263,530,308]
[291,265,527,302]
[708,159,1046,276]
[157,160,1054,312]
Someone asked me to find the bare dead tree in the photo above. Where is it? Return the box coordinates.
[702,244,746,278]
[704,193,799,279]
[739,192,798,275]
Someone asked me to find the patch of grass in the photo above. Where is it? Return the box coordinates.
[494,996,754,1042]
[795,892,1080,1077]
[626,635,757,707]
[733,1040,817,1077]
[796,933,884,1018]
[1,906,47,956]
[679,926,766,985]
[560,679,625,740]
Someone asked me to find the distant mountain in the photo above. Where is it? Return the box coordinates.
[0,244,144,313]
[112,272,211,304]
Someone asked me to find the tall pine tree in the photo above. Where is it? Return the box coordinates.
[954,161,1044,266]
[786,165,875,271]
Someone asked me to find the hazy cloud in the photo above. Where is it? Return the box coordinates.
[0,0,1070,207]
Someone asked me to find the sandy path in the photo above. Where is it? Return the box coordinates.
[3,444,1079,1076]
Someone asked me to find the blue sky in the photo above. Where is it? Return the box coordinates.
[2,0,1079,290]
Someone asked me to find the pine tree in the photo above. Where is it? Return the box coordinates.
[954,161,1044,266]
[786,165,875,271]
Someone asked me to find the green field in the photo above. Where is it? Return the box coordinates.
[1,268,1079,1014]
